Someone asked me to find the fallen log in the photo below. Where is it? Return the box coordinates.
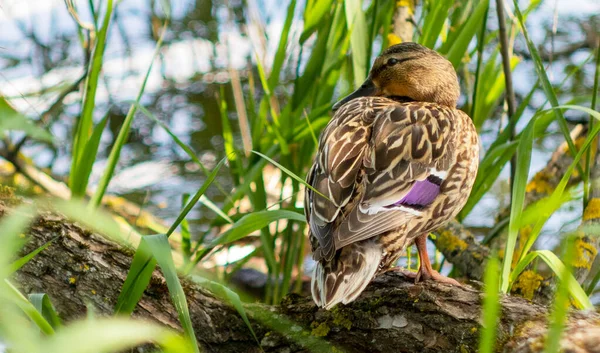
[6,203,599,353]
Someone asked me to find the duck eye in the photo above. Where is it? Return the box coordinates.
[387,58,399,66]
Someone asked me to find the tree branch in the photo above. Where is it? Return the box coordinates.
[5,201,599,353]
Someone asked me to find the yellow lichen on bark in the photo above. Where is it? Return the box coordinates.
[512,270,543,300]
[583,198,600,221]
[572,237,598,270]
[387,33,402,46]
[436,230,467,253]
[396,0,414,11]
[311,322,330,337]
[525,172,554,195]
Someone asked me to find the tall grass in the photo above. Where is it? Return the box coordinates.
[1,0,599,352]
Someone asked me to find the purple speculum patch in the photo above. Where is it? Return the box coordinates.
[395,175,442,209]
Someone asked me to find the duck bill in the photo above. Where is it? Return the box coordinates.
[332,79,378,111]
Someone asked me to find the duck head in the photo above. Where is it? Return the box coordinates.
[333,42,460,110]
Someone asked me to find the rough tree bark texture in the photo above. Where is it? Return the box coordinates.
[6,203,600,353]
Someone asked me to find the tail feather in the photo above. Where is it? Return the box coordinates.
[311,242,382,310]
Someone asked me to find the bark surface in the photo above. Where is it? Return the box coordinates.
[7,204,600,353]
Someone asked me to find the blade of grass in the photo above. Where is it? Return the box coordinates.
[0,96,53,143]
[70,0,114,185]
[420,1,453,48]
[3,279,55,335]
[344,0,368,86]
[195,209,305,271]
[114,241,156,314]
[143,234,200,353]
[460,140,518,218]
[115,158,226,313]
[135,103,233,204]
[28,293,62,329]
[268,0,297,89]
[517,106,600,259]
[510,250,592,310]
[500,117,535,293]
[70,114,109,198]
[503,105,600,293]
[218,88,242,185]
[191,275,260,347]
[446,0,489,68]
[586,265,600,295]
[512,0,580,171]
[251,150,330,201]
[199,195,233,224]
[544,238,576,353]
[180,193,192,263]
[584,42,600,206]
[45,317,193,353]
[10,237,57,274]
[300,0,334,43]
[89,18,168,208]
[479,257,500,353]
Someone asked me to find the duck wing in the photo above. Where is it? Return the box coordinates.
[306,97,455,261]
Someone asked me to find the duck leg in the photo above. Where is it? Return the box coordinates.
[395,234,461,286]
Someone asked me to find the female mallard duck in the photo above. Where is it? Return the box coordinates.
[305,42,479,309]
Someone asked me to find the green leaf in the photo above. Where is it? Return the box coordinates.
[89,17,168,208]
[0,204,36,278]
[116,158,225,314]
[501,117,535,293]
[269,0,297,89]
[461,140,518,218]
[203,209,305,272]
[114,241,156,314]
[251,150,330,202]
[3,279,55,335]
[167,157,227,236]
[512,0,579,165]
[511,250,592,310]
[420,0,453,48]
[209,209,305,248]
[142,234,200,353]
[446,0,489,68]
[136,103,233,216]
[70,114,109,198]
[28,293,62,329]
[0,97,53,143]
[44,317,193,353]
[191,275,260,346]
[301,0,334,43]
[344,0,368,86]
[479,257,500,353]
[544,240,575,353]
[71,0,114,177]
[10,237,57,274]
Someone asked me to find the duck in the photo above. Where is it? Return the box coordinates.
[304,42,479,309]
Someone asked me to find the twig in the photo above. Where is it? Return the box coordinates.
[391,0,414,42]
[495,0,518,196]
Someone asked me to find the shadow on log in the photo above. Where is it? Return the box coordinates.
[6,204,600,353]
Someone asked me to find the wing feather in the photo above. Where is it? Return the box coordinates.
[306,97,455,261]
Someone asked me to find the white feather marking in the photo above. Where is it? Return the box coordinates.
[430,168,447,179]
[359,203,422,216]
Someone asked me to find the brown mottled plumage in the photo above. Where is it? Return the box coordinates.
[305,42,479,309]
